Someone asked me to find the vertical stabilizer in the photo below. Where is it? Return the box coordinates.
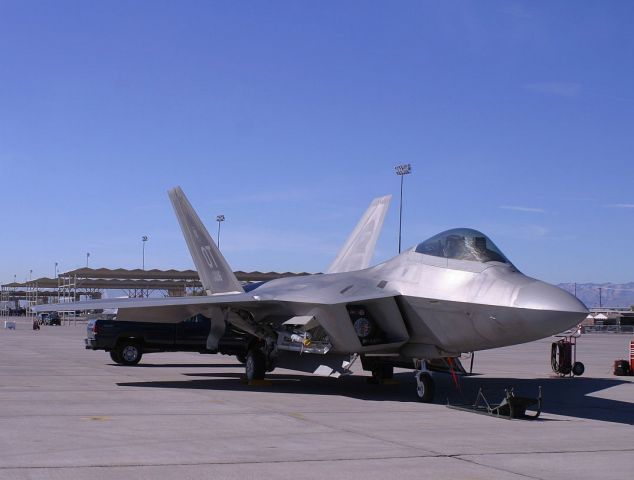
[168,187,244,294]
[327,195,392,274]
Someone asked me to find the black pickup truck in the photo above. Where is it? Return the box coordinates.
[85,314,255,365]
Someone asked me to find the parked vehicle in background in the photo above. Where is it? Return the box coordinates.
[44,312,61,326]
[37,312,61,326]
[85,314,256,365]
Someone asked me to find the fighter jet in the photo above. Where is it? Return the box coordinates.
[34,187,588,401]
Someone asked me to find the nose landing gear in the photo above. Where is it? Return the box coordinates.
[414,360,435,403]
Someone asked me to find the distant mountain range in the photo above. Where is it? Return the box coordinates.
[557,283,634,309]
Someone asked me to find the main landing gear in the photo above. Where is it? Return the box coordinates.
[245,348,266,381]
[414,360,435,403]
[244,341,275,382]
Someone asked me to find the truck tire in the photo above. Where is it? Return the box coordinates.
[117,341,143,366]
[109,351,123,364]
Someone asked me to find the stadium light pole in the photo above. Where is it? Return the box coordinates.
[395,163,412,254]
[216,215,225,251]
[142,235,148,270]
[86,252,90,268]
[54,262,58,279]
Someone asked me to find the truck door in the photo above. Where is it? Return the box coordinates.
[143,322,177,347]
[176,314,211,349]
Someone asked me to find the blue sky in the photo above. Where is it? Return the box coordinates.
[1,1,633,285]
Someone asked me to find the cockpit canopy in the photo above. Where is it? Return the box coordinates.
[415,228,512,265]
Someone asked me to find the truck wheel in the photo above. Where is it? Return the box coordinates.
[109,351,122,364]
[245,348,266,381]
[415,372,435,403]
[118,341,142,366]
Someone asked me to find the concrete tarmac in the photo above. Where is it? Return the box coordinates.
[1,318,633,479]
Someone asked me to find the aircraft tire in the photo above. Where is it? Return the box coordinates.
[117,341,142,366]
[109,350,123,364]
[371,365,394,382]
[245,348,266,381]
[416,372,435,403]
[236,353,247,364]
[572,361,585,376]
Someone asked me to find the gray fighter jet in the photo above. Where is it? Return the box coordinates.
[34,187,588,401]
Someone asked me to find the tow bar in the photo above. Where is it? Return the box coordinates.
[447,386,542,420]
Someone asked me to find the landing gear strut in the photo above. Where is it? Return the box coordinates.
[414,360,435,403]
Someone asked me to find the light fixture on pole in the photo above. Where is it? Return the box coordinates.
[142,235,148,270]
[216,215,225,250]
[395,163,412,254]
[86,252,90,268]
[29,269,32,281]
[54,262,58,279]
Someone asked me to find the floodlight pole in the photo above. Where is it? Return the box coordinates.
[86,252,90,268]
[54,262,58,279]
[395,163,412,254]
[216,215,225,251]
[142,235,148,270]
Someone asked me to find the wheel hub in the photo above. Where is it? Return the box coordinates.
[122,346,137,362]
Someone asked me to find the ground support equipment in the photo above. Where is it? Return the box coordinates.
[447,387,542,420]
[551,331,584,377]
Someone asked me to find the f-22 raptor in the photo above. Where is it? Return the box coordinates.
[35,187,588,401]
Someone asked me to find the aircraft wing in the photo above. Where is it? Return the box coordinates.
[31,293,258,313]
[327,195,391,274]
[31,292,280,325]
[31,286,397,315]
[32,286,403,353]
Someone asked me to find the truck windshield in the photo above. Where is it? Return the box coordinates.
[414,228,512,265]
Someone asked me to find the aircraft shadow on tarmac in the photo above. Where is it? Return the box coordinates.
[117,369,634,425]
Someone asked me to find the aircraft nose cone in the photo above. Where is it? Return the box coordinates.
[515,281,588,313]
[515,281,588,334]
